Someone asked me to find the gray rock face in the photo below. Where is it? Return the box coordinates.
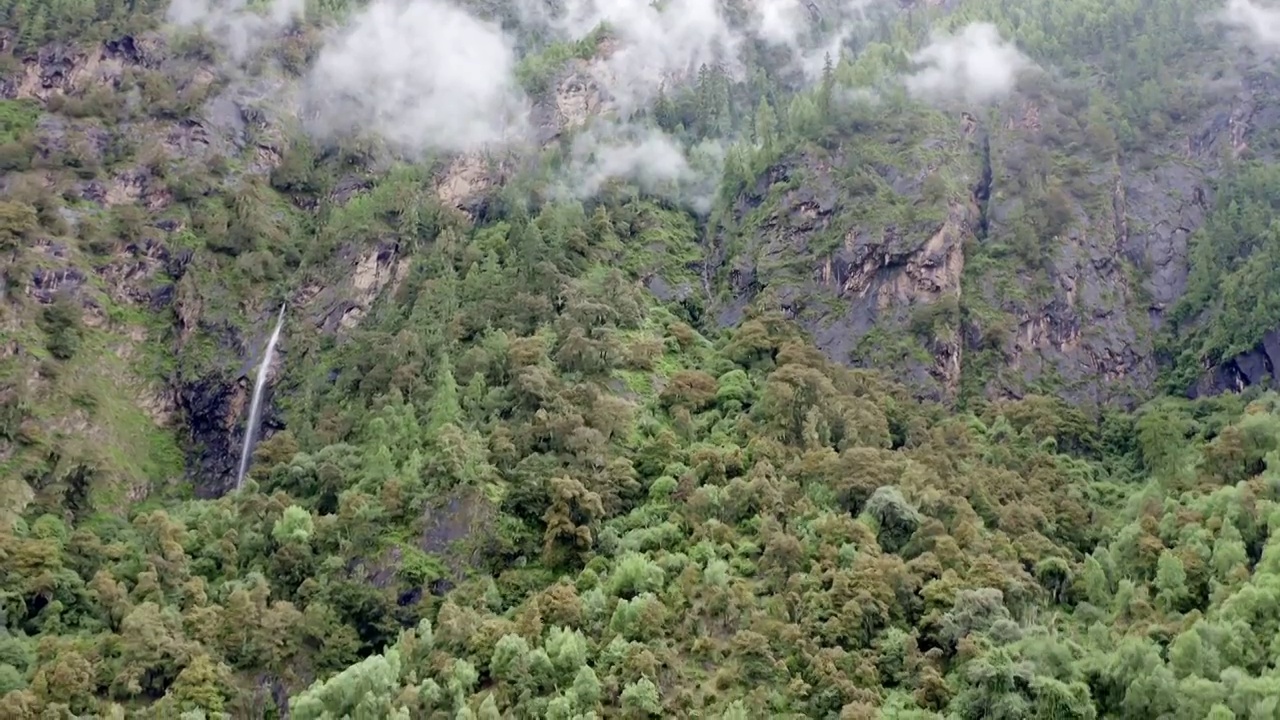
[708,126,981,400]
[709,62,1280,405]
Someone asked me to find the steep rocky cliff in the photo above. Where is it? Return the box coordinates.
[0,23,619,511]
[707,105,982,399]
[705,55,1280,408]
[5,0,1280,523]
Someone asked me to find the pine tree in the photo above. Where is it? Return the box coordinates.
[754,98,778,152]
[820,52,835,118]
[426,354,461,436]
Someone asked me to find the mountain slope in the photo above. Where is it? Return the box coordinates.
[4,0,1280,717]
[703,0,1280,409]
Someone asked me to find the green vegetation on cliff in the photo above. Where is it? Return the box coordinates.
[4,0,1280,716]
[1163,162,1280,391]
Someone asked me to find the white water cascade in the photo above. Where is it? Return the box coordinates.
[236,304,286,490]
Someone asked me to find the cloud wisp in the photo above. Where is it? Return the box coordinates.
[559,125,725,212]
[523,0,745,114]
[749,0,885,82]
[166,0,304,62]
[162,0,891,209]
[904,22,1033,106]
[299,0,533,156]
[1217,0,1280,53]
[503,0,870,205]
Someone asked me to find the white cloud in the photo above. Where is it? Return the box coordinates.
[165,0,882,204]
[1218,0,1280,52]
[549,0,744,113]
[299,0,533,156]
[166,0,304,62]
[749,0,874,82]
[904,22,1032,106]
[568,126,692,194]
[752,0,812,47]
[562,125,723,212]
[510,0,867,199]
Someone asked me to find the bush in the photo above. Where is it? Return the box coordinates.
[0,201,39,252]
[39,294,83,361]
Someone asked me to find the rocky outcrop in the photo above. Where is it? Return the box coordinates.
[1176,69,1280,396]
[968,92,1155,405]
[1191,327,1280,398]
[177,372,247,498]
[420,486,499,591]
[435,153,502,215]
[530,60,608,144]
[1,33,165,101]
[709,133,982,399]
[709,61,1280,405]
[174,313,293,498]
[825,200,973,394]
[203,76,296,175]
[438,61,606,215]
[302,241,411,333]
[97,236,188,308]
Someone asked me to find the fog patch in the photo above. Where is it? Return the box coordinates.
[904,23,1033,106]
[1218,0,1280,52]
[166,0,304,62]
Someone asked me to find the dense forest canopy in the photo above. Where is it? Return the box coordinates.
[2,0,1280,717]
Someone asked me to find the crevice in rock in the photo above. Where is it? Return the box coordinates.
[973,129,993,241]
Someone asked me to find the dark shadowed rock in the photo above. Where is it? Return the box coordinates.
[29,267,86,303]
[178,373,245,499]
[1191,327,1280,398]
[330,174,371,205]
[420,487,499,580]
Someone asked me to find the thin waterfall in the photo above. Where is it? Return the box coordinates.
[236,303,286,490]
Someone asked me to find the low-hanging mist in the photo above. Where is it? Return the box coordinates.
[301,0,533,155]
[904,22,1035,105]
[1219,0,1280,53]
[165,0,1209,208]
[162,0,902,209]
[166,0,304,62]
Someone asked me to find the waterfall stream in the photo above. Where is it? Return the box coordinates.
[236,304,286,490]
